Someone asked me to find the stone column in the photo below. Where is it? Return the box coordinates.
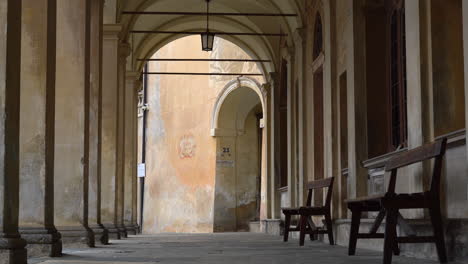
[464,0,468,165]
[347,0,368,199]
[286,49,297,209]
[268,73,280,219]
[88,0,108,245]
[54,0,94,247]
[123,72,140,235]
[132,76,141,233]
[101,24,122,240]
[260,83,272,221]
[19,0,62,257]
[404,1,433,218]
[116,42,131,238]
[0,0,27,263]
[324,0,340,218]
[293,28,306,207]
[136,85,144,231]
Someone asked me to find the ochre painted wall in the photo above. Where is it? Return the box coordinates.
[142,36,262,233]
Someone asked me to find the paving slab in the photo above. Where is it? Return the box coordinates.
[29,233,444,264]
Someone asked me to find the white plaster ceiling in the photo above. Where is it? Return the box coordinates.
[117,0,305,73]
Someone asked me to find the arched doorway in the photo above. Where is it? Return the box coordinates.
[211,78,265,232]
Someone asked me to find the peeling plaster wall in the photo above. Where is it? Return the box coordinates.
[234,111,260,230]
[143,36,262,233]
[214,106,261,232]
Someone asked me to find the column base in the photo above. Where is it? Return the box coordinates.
[102,223,121,240]
[56,226,94,248]
[123,224,137,235]
[19,227,62,257]
[89,224,109,245]
[0,236,27,264]
[117,226,128,239]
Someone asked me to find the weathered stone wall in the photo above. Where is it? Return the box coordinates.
[142,36,262,233]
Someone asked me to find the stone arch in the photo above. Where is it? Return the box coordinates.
[119,0,304,44]
[210,77,266,137]
[131,16,276,76]
[119,0,306,75]
[211,77,265,232]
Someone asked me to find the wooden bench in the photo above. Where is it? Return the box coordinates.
[346,138,448,264]
[282,177,334,246]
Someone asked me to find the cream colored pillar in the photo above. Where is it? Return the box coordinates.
[260,83,272,220]
[0,0,27,263]
[123,72,140,235]
[116,42,131,238]
[464,0,468,164]
[268,73,280,219]
[101,24,121,240]
[323,0,339,218]
[346,0,368,199]
[404,1,433,218]
[88,0,108,245]
[19,0,61,257]
[54,0,94,247]
[136,87,144,231]
[132,75,141,233]
[293,28,306,207]
[286,49,297,209]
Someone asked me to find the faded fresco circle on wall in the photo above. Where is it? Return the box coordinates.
[178,134,196,159]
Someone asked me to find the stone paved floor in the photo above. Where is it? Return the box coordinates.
[29,233,447,264]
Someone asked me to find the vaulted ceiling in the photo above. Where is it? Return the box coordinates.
[107,0,305,74]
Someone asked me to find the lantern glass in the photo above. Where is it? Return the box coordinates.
[201,32,215,51]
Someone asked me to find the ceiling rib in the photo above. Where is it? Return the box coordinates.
[138,58,271,62]
[122,11,298,17]
[131,30,287,37]
[142,72,263,76]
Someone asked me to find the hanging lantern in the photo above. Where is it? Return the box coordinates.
[201,32,215,51]
[201,0,215,51]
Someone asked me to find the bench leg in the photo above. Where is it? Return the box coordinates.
[283,214,291,242]
[392,228,400,256]
[383,209,398,264]
[429,206,447,263]
[299,215,307,246]
[325,213,334,245]
[306,216,316,241]
[370,209,386,234]
[348,209,360,255]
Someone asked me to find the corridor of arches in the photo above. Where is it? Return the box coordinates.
[1,0,468,263]
[139,35,265,233]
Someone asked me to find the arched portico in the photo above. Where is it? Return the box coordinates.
[211,77,266,137]
[211,80,265,232]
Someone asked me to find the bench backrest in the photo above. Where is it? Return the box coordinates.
[305,177,334,208]
[384,138,447,195]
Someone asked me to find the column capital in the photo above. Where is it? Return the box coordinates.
[280,45,295,61]
[103,24,123,40]
[268,72,279,85]
[261,82,272,97]
[126,71,143,92]
[294,28,306,44]
[119,42,132,60]
[126,71,140,80]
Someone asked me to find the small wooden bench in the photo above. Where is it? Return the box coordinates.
[346,138,448,264]
[282,177,334,246]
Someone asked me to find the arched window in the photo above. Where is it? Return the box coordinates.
[313,13,323,60]
[386,0,407,149]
